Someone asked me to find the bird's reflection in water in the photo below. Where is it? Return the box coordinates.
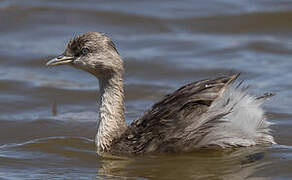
[96,146,272,180]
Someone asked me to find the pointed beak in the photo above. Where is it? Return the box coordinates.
[46,55,74,66]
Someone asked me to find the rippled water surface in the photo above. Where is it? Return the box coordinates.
[1,0,292,179]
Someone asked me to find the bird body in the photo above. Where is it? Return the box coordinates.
[46,32,275,156]
[110,75,275,154]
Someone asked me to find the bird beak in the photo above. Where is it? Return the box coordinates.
[46,55,74,66]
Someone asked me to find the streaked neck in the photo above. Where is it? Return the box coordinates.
[96,72,127,153]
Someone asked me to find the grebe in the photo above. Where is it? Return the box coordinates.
[46,32,275,155]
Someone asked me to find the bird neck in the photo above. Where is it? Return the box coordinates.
[96,71,127,153]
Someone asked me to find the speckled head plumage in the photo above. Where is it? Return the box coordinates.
[47,32,122,78]
[65,32,118,56]
[47,32,127,154]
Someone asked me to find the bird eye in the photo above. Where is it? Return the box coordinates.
[81,48,90,55]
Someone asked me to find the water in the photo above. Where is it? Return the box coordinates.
[0,0,292,179]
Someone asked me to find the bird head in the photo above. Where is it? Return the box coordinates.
[46,32,123,78]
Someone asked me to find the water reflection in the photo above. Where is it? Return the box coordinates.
[98,147,271,180]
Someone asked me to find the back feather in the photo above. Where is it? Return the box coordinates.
[111,74,275,154]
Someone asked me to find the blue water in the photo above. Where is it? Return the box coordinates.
[0,0,292,179]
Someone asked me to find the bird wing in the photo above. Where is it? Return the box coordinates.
[112,74,240,154]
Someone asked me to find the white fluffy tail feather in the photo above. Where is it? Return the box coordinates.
[197,86,275,148]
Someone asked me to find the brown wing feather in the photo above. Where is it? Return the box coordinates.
[111,74,240,154]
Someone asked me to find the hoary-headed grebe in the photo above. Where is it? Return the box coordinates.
[46,32,275,155]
